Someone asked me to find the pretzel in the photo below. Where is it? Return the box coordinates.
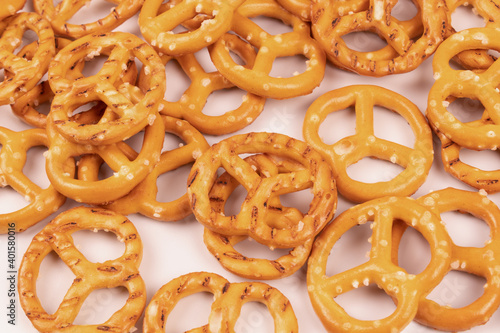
[427,28,500,150]
[208,0,326,99]
[0,0,25,20]
[391,188,500,331]
[0,128,72,233]
[277,0,312,21]
[303,85,433,203]
[310,0,446,76]
[18,207,146,332]
[187,132,337,248]
[204,154,313,279]
[139,0,244,56]
[48,32,165,146]
[307,196,452,332]
[138,34,266,135]
[0,12,55,106]
[33,0,143,39]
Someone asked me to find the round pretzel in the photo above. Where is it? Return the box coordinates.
[311,0,447,76]
[187,132,337,248]
[277,0,312,21]
[426,28,500,150]
[303,85,433,203]
[307,196,452,332]
[48,32,165,146]
[0,0,25,20]
[204,154,313,279]
[391,188,500,331]
[208,0,326,99]
[139,0,244,56]
[138,34,266,135]
[0,12,55,106]
[0,127,72,233]
[33,0,143,39]
[18,207,146,332]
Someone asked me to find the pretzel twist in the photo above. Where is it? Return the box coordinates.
[0,12,55,106]
[303,85,433,203]
[0,0,25,20]
[187,132,337,248]
[33,0,143,39]
[204,154,313,279]
[209,0,326,99]
[18,207,146,332]
[307,196,452,332]
[427,28,500,150]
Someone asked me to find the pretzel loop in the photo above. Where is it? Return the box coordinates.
[0,0,25,20]
[277,0,312,21]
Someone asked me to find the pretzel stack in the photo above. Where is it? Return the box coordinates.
[1,0,500,332]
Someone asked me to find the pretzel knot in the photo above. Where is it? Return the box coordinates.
[18,207,146,332]
[0,128,72,233]
[48,32,165,146]
[427,28,500,150]
[187,132,337,248]
[209,0,326,99]
[143,272,298,333]
[303,85,433,203]
[391,188,500,331]
[307,196,452,332]
[204,154,313,280]
[311,0,447,76]
[0,12,55,106]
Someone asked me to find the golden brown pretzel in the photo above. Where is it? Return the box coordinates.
[0,127,72,233]
[204,154,313,279]
[187,132,337,248]
[18,207,146,332]
[0,12,55,106]
[276,0,312,21]
[307,196,452,332]
[303,85,433,203]
[33,0,143,39]
[0,0,25,20]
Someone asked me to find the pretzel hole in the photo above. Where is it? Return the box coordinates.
[81,55,110,78]
[0,187,33,213]
[334,284,396,320]
[162,291,215,332]
[68,101,103,121]
[73,287,130,325]
[450,5,486,32]
[224,183,248,216]
[164,59,191,102]
[36,251,75,315]
[318,106,356,145]
[96,160,115,181]
[269,55,308,78]
[233,238,292,260]
[161,132,185,153]
[440,211,491,247]
[249,16,294,35]
[124,130,145,156]
[279,188,314,215]
[194,47,219,73]
[459,146,500,171]
[446,97,484,123]
[23,146,51,189]
[203,88,248,116]
[326,222,372,276]
[347,158,405,183]
[234,301,275,332]
[396,226,431,275]
[341,31,388,52]
[14,30,38,56]
[426,270,486,308]
[72,229,126,262]
[391,0,419,21]
[156,164,192,202]
[66,1,116,25]
[373,105,415,148]
[488,49,500,59]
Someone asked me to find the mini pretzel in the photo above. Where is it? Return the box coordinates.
[277,0,312,21]
[391,188,500,331]
[209,0,326,99]
[0,128,72,233]
[0,0,25,20]
[204,154,313,279]
[18,207,146,332]
[427,28,500,150]
[139,0,244,56]
[311,0,447,76]
[187,132,337,248]
[0,12,55,106]
[33,0,143,39]
[303,85,433,203]
[48,32,165,146]
[307,196,452,332]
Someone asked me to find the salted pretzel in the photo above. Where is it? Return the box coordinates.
[390,188,500,331]
[204,154,313,279]
[277,0,312,21]
[0,12,55,106]
[187,132,337,248]
[139,0,244,56]
[0,128,72,233]
[48,32,165,146]
[33,0,143,39]
[138,34,266,135]
[303,85,433,203]
[307,196,452,332]
[0,0,25,20]
[427,28,500,150]
[311,0,446,76]
[18,207,146,332]
[209,0,326,99]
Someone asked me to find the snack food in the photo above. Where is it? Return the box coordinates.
[0,0,25,20]
[277,0,312,21]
